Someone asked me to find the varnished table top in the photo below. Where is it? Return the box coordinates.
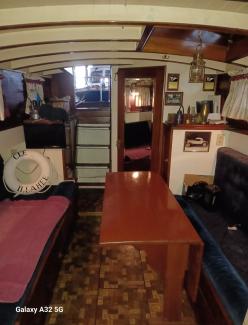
[100,171,202,245]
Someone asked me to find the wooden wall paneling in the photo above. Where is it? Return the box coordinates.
[50,71,75,110]
[117,68,125,171]
[162,124,173,184]
[117,66,165,173]
[43,77,52,100]
[195,272,233,325]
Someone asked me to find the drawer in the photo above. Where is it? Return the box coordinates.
[76,146,110,164]
[76,166,109,183]
[77,127,110,145]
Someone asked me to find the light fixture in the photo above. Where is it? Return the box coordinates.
[189,32,205,83]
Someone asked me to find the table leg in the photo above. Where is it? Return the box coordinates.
[163,243,189,321]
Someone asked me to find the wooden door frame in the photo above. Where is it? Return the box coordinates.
[117,66,165,173]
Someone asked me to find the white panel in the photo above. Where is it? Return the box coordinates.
[225,130,248,155]
[76,166,109,183]
[77,127,110,145]
[0,25,142,47]
[0,3,248,31]
[169,129,227,195]
[76,146,109,164]
[233,56,248,66]
[0,41,137,62]
[0,126,25,160]
[26,57,230,74]
[11,51,165,69]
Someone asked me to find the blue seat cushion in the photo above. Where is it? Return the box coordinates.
[176,195,248,325]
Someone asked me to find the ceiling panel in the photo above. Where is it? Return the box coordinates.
[0,25,142,48]
[142,25,248,64]
[0,41,137,62]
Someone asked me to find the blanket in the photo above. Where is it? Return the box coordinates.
[0,196,69,303]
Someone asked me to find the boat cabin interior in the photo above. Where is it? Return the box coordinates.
[0,1,248,325]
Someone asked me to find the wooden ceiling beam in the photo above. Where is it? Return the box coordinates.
[136,25,154,51]
[226,37,248,62]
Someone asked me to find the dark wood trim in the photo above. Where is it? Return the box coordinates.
[77,182,106,186]
[194,270,233,325]
[136,25,154,51]
[0,21,149,31]
[62,148,67,180]
[227,127,248,135]
[162,124,173,184]
[226,37,248,62]
[117,66,165,173]
[164,123,227,130]
[117,68,125,171]
[0,121,23,131]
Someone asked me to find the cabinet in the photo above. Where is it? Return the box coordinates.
[75,123,111,187]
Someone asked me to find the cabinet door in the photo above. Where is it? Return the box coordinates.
[77,126,110,145]
[76,166,109,183]
[76,146,110,164]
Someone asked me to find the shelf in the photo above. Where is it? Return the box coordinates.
[164,123,227,130]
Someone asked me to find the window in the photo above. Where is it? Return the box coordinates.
[66,65,111,108]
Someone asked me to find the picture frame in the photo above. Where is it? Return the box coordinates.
[184,131,211,152]
[167,73,180,90]
[165,92,183,106]
[203,74,216,91]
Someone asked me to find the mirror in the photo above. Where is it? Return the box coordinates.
[123,78,154,171]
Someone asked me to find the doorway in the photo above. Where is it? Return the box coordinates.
[117,67,165,173]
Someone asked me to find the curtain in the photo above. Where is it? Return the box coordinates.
[134,87,151,107]
[25,76,45,114]
[222,73,248,121]
[125,85,151,111]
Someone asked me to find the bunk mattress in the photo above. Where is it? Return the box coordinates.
[0,196,69,303]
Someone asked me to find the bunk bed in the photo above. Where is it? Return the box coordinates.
[0,156,76,325]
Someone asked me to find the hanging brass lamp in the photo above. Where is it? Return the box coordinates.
[189,32,205,83]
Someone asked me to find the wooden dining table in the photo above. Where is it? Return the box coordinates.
[99,171,203,322]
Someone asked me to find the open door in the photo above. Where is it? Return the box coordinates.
[117,66,165,173]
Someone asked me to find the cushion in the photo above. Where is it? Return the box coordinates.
[214,147,248,230]
[124,121,151,148]
[176,196,248,325]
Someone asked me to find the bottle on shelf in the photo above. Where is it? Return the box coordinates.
[186,105,191,124]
